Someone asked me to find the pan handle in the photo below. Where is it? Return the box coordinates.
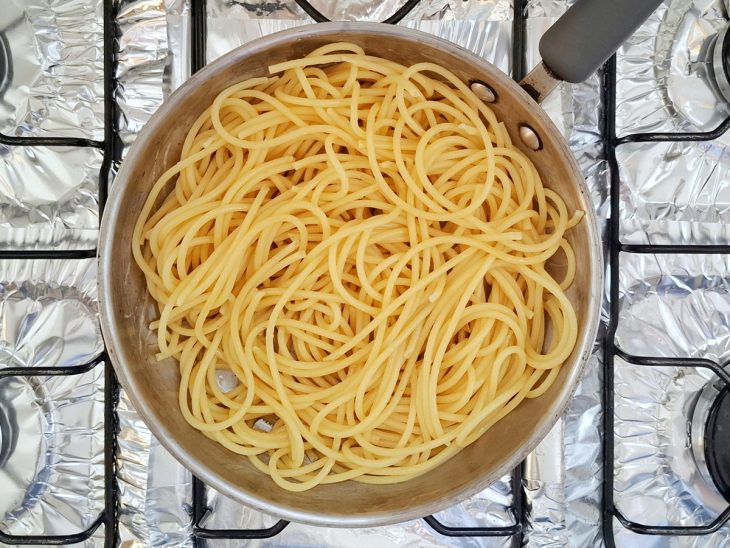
[519,0,663,103]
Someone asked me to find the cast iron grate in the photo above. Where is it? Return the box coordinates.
[602,53,730,544]
[1,0,728,546]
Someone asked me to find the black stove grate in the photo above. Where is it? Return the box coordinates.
[602,52,730,544]
[0,0,120,543]
[0,0,729,546]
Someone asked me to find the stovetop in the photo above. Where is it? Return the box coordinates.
[0,1,729,546]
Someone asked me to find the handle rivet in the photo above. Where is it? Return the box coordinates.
[470,81,497,103]
[519,124,542,151]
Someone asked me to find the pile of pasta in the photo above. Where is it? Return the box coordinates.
[132,43,581,491]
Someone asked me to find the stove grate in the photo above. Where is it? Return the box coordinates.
[1,0,729,546]
[603,53,730,544]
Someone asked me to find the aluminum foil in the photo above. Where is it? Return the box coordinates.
[0,258,105,541]
[0,259,102,369]
[609,3,730,543]
[205,0,511,23]
[603,3,730,546]
[0,0,106,250]
[525,1,571,18]
[201,477,514,548]
[616,0,730,136]
[117,387,193,548]
[0,0,105,141]
[116,0,190,153]
[618,139,730,246]
[616,0,730,246]
[5,0,719,545]
[205,5,513,76]
[613,253,730,545]
[0,145,102,250]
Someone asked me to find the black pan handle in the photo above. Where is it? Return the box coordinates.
[540,0,663,83]
[520,0,663,103]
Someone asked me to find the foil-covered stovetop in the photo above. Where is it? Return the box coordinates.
[0,0,729,546]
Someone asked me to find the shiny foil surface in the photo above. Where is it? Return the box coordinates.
[0,0,105,250]
[612,253,730,546]
[2,0,730,545]
[0,259,104,544]
[616,0,730,247]
[0,1,104,140]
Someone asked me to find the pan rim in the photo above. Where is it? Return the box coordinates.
[98,21,604,527]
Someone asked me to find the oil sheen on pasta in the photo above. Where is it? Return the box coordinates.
[132,43,581,492]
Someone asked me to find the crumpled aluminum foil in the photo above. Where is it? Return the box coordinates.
[201,477,514,548]
[205,0,511,23]
[116,0,190,153]
[613,252,730,545]
[0,0,105,250]
[609,4,730,541]
[205,4,513,75]
[0,259,102,368]
[0,368,105,538]
[616,0,730,136]
[0,258,105,541]
[618,139,730,246]
[0,0,105,141]
[0,145,102,250]
[616,0,730,246]
[117,387,193,548]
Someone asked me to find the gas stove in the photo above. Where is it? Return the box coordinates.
[0,1,729,546]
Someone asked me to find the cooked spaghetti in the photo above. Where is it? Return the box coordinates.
[132,43,581,491]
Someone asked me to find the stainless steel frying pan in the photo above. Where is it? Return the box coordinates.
[98,0,660,527]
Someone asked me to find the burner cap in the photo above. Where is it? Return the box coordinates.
[712,25,730,103]
[657,1,730,134]
[705,386,730,501]
[689,369,730,511]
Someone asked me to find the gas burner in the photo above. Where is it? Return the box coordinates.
[703,384,730,500]
[0,17,20,106]
[656,0,730,134]
[711,24,730,102]
[689,370,730,512]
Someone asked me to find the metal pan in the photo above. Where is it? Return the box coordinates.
[98,0,660,527]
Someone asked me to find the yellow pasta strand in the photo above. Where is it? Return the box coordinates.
[132,43,581,492]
